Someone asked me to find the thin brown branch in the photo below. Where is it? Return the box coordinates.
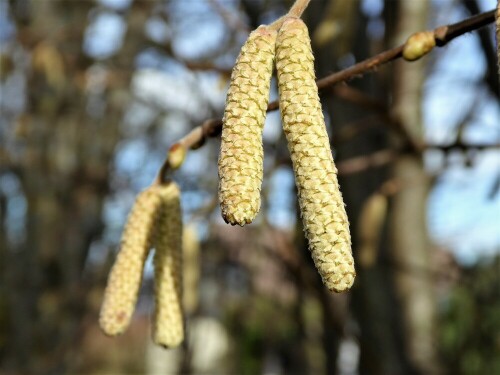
[332,85,387,113]
[157,9,497,178]
[336,142,500,176]
[433,9,496,45]
[337,149,396,175]
[426,142,500,152]
[334,115,385,143]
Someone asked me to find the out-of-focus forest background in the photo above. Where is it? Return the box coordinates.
[0,0,499,374]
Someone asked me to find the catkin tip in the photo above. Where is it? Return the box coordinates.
[326,272,356,293]
[221,207,254,226]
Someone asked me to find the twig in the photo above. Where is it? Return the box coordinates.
[426,142,500,152]
[287,0,311,18]
[157,9,497,181]
[433,9,497,45]
[337,149,396,175]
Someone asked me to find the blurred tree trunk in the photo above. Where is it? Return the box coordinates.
[390,1,442,374]
[2,1,152,374]
[308,1,415,373]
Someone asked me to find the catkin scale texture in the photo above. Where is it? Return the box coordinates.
[276,18,355,292]
[99,187,162,336]
[218,26,277,226]
[152,183,184,348]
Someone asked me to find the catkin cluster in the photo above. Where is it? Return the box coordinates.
[218,17,355,292]
[99,183,184,347]
[218,25,277,226]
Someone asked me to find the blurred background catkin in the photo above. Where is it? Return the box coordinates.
[0,1,499,375]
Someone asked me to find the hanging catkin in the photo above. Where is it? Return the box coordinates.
[152,182,184,348]
[276,18,355,293]
[218,25,277,226]
[99,187,162,336]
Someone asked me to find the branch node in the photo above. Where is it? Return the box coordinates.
[433,26,448,46]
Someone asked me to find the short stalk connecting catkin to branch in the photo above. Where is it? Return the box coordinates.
[99,187,162,336]
[152,182,184,348]
[218,25,277,226]
[276,18,355,293]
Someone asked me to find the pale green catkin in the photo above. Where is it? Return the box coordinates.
[218,25,277,226]
[99,187,162,336]
[276,18,355,293]
[152,183,184,348]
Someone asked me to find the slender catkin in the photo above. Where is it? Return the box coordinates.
[218,25,277,226]
[99,187,162,336]
[276,18,355,293]
[152,182,184,348]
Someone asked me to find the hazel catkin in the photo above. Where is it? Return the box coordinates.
[99,186,162,336]
[276,18,355,293]
[152,182,184,348]
[218,25,277,226]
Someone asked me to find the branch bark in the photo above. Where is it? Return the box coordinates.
[390,1,441,373]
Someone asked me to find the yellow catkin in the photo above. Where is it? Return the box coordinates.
[152,182,184,348]
[99,187,162,336]
[218,25,277,226]
[276,18,355,293]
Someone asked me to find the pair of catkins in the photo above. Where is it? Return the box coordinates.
[99,183,184,348]
[218,18,355,293]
